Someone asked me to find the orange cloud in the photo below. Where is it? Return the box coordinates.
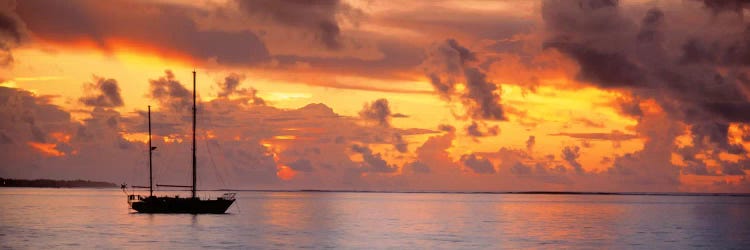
[276,165,297,181]
[49,132,71,143]
[28,142,65,157]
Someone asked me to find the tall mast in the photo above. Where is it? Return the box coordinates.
[148,105,153,197]
[191,70,197,199]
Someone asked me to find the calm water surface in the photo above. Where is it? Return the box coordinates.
[1,188,749,249]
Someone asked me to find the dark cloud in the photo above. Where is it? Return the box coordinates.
[148,70,191,112]
[438,124,455,133]
[723,160,749,175]
[689,122,745,154]
[699,0,750,15]
[0,1,22,43]
[542,0,644,88]
[424,39,506,120]
[404,161,430,174]
[680,159,715,176]
[615,96,643,118]
[217,73,242,98]
[29,123,45,142]
[460,154,495,174]
[465,121,499,137]
[0,87,70,144]
[350,144,397,173]
[235,0,360,50]
[542,0,626,34]
[244,88,265,106]
[679,39,718,64]
[678,26,750,67]
[462,67,505,120]
[562,145,584,174]
[287,158,314,172]
[382,5,534,41]
[0,0,28,66]
[79,77,123,108]
[273,38,427,82]
[526,135,536,151]
[467,146,575,186]
[15,0,269,65]
[216,73,265,105]
[359,98,392,127]
[510,162,533,175]
[2,76,445,189]
[392,133,407,153]
[636,8,664,43]
[0,87,146,182]
[543,41,645,88]
[542,0,750,174]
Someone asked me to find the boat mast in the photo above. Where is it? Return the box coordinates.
[191,70,197,199]
[148,105,153,197]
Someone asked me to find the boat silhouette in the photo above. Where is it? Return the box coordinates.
[124,71,235,214]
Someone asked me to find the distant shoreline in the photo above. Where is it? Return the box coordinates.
[0,178,117,188]
[216,189,750,197]
[3,180,748,197]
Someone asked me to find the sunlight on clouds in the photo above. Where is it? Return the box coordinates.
[263,92,312,102]
[28,142,65,157]
[276,165,296,181]
[9,44,206,113]
[0,80,17,88]
[5,0,750,193]
[162,135,184,144]
[204,130,217,140]
[264,143,295,181]
[273,135,297,140]
[13,76,65,82]
[121,132,149,144]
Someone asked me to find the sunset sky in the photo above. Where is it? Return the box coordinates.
[2,0,750,192]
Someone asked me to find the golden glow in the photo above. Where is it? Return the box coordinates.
[454,83,466,92]
[263,92,313,101]
[162,135,184,144]
[7,1,749,193]
[675,126,694,148]
[13,76,65,82]
[0,80,16,88]
[273,135,297,140]
[205,130,217,140]
[276,166,297,181]
[121,132,149,144]
[728,123,749,147]
[28,142,65,157]
[671,152,686,167]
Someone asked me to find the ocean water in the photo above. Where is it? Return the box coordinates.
[1,188,749,249]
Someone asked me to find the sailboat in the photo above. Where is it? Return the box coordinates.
[125,71,235,214]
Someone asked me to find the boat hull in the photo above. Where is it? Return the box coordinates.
[130,196,234,214]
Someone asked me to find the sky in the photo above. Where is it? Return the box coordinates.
[2,0,750,192]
